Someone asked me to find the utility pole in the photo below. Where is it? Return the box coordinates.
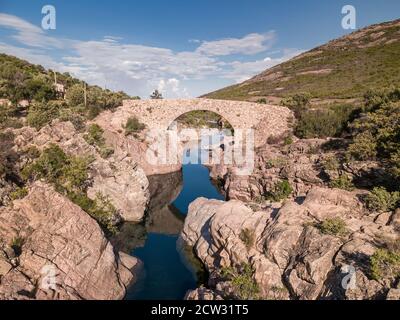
[83,82,87,107]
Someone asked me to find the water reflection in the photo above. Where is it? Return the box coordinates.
[119,144,224,300]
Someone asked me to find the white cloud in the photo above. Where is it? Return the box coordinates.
[196,31,276,56]
[157,78,189,98]
[0,13,302,98]
[223,48,304,83]
[0,13,64,48]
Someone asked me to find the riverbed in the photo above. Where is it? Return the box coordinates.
[124,147,224,300]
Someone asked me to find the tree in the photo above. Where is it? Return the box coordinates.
[150,89,163,99]
[281,92,311,118]
[23,76,56,102]
[66,83,85,106]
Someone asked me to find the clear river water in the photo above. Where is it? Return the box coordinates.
[123,146,225,300]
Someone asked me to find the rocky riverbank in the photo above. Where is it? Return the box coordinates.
[0,181,141,299]
[181,138,400,300]
[0,119,152,299]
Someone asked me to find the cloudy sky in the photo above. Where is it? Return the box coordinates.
[0,0,399,98]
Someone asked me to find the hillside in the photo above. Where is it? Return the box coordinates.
[204,19,400,102]
[0,53,136,130]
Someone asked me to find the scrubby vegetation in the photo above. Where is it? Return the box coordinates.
[365,187,400,212]
[10,236,25,256]
[21,144,117,234]
[124,116,146,136]
[317,217,347,237]
[205,21,400,101]
[265,180,293,202]
[370,237,400,281]
[0,53,135,130]
[84,124,114,159]
[329,175,355,191]
[239,228,255,251]
[346,88,400,183]
[10,187,28,200]
[221,263,260,300]
[294,104,356,139]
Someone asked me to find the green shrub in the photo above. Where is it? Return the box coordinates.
[281,93,311,118]
[68,191,118,235]
[221,264,260,300]
[317,217,347,236]
[23,76,56,102]
[266,180,293,201]
[21,144,68,183]
[99,146,114,159]
[59,109,86,131]
[283,135,293,145]
[329,175,354,191]
[365,187,400,212]
[347,132,378,161]
[346,90,400,180]
[23,145,40,159]
[239,228,255,251]
[256,98,267,104]
[294,104,354,139]
[65,83,85,106]
[60,156,93,193]
[124,117,145,136]
[84,124,114,158]
[10,236,25,256]
[321,155,340,171]
[370,248,400,281]
[84,124,105,146]
[10,187,28,200]
[26,101,61,129]
[265,157,288,169]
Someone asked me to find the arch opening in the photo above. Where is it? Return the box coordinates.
[167,110,234,133]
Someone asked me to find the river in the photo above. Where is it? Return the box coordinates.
[121,144,225,300]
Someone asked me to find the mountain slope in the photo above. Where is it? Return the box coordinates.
[204,19,400,102]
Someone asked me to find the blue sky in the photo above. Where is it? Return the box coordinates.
[0,0,399,98]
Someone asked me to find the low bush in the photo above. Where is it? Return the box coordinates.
[329,175,354,191]
[68,191,118,235]
[370,248,400,281]
[265,180,293,202]
[317,217,347,236]
[10,236,25,256]
[221,263,260,300]
[294,104,355,139]
[124,117,146,136]
[10,187,28,200]
[84,124,105,146]
[26,101,61,129]
[321,155,340,171]
[239,228,255,251]
[265,157,288,169]
[84,124,114,159]
[365,187,400,212]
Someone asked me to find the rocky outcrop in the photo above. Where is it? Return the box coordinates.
[212,138,391,203]
[11,120,149,222]
[181,187,399,300]
[212,139,326,202]
[0,182,140,300]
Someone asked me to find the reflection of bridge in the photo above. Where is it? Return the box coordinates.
[123,98,293,146]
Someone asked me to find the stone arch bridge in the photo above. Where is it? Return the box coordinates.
[122,99,293,147]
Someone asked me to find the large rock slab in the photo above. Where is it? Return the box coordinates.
[0,182,139,300]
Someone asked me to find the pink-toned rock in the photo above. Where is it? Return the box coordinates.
[0,182,139,300]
